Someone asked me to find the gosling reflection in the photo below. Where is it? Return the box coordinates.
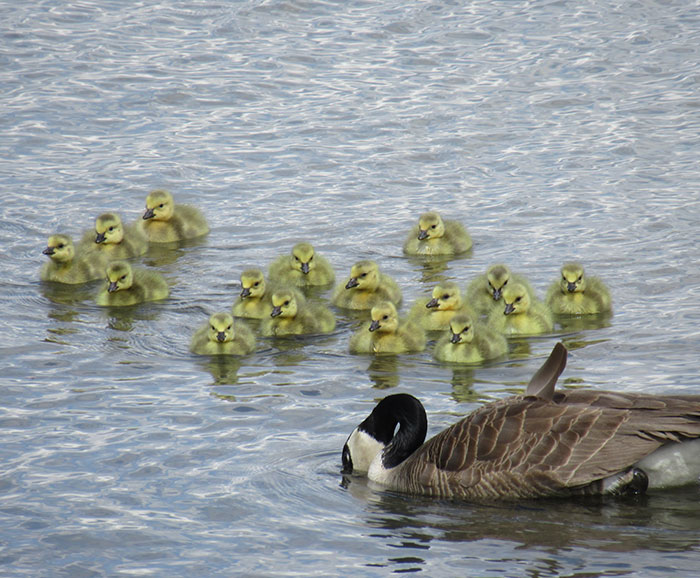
[366,356,400,389]
[197,356,242,386]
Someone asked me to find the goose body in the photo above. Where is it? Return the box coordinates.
[40,234,105,284]
[466,264,535,317]
[407,281,475,332]
[80,213,148,259]
[190,312,256,356]
[268,242,335,288]
[139,189,209,243]
[331,260,402,310]
[96,261,169,306]
[546,262,612,315]
[403,212,472,256]
[349,302,426,354]
[232,269,275,319]
[488,282,553,336]
[343,343,700,500]
[433,314,508,363]
[260,289,336,336]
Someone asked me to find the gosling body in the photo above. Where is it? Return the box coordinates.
[350,302,426,354]
[433,314,508,363]
[546,262,612,315]
[139,189,209,243]
[232,269,275,319]
[407,281,475,332]
[403,212,472,256]
[96,261,169,307]
[190,312,256,356]
[80,213,148,260]
[488,282,553,336]
[268,242,335,288]
[466,264,535,317]
[40,234,105,284]
[260,290,336,336]
[332,260,402,310]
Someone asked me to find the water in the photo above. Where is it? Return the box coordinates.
[2,0,700,575]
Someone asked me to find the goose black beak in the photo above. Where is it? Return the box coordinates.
[240,287,251,298]
[301,262,310,274]
[95,232,106,244]
[450,332,462,344]
[567,282,577,292]
[504,303,515,315]
[417,229,429,240]
[42,247,54,256]
[108,281,119,293]
[492,288,502,300]
[216,331,226,342]
[271,306,282,317]
[345,277,359,289]
[143,207,156,220]
[426,298,439,309]
[369,320,381,332]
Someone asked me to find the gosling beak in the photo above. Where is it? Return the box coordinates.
[345,277,359,289]
[301,262,310,274]
[108,281,119,293]
[504,303,515,315]
[426,298,439,309]
[95,232,106,244]
[450,332,462,344]
[240,287,251,298]
[42,246,55,256]
[417,229,429,240]
[492,288,502,301]
[369,320,381,332]
[216,331,226,342]
[271,306,282,317]
[567,282,577,293]
[143,207,156,220]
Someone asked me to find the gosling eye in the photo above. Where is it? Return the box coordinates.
[295,256,300,261]
[503,279,508,286]
[577,275,583,282]
[360,273,367,278]
[121,275,127,281]
[253,282,260,287]
[159,203,164,208]
[227,325,232,330]
[108,226,114,232]
[308,255,313,261]
[382,315,388,320]
[515,296,522,303]
[211,325,216,331]
[562,275,567,281]
[442,294,449,299]
[284,300,290,306]
[57,244,64,249]
[431,224,436,229]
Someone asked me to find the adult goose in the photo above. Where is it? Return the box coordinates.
[342,343,700,500]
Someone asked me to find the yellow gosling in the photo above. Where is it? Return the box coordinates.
[268,242,335,288]
[433,314,508,363]
[331,260,402,310]
[232,269,275,319]
[40,234,105,284]
[407,281,476,332]
[546,262,612,315]
[349,302,426,354]
[403,211,472,256]
[487,282,553,336]
[466,264,535,317]
[190,312,256,356]
[80,213,148,259]
[260,289,336,336]
[139,189,209,243]
[96,261,169,307]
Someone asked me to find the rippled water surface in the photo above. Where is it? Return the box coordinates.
[2,0,700,576]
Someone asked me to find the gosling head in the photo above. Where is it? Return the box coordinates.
[416,212,445,241]
[345,260,379,291]
[426,281,462,311]
[43,234,75,263]
[368,301,399,334]
[270,290,299,319]
[208,312,235,343]
[560,262,586,293]
[502,282,531,316]
[290,242,316,275]
[143,190,175,221]
[239,269,265,299]
[486,264,511,301]
[95,213,124,245]
[105,261,133,293]
[448,314,475,344]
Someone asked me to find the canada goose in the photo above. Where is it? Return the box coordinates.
[349,301,426,354]
[488,282,554,336]
[331,260,402,310]
[466,264,535,317]
[139,189,209,243]
[402,212,472,256]
[268,242,335,288]
[190,312,256,355]
[342,342,700,500]
[232,269,274,319]
[81,213,148,259]
[407,281,475,332]
[433,314,508,363]
[260,289,336,336]
[546,262,612,315]
[40,234,105,284]
[96,261,169,306]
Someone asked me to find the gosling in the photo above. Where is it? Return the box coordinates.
[268,242,335,288]
[139,189,209,243]
[487,282,554,336]
[349,301,426,354]
[331,260,402,310]
[260,289,336,337]
[40,234,105,284]
[190,312,256,356]
[433,314,508,363]
[96,261,169,307]
[546,262,612,315]
[407,281,475,332]
[81,213,148,259]
[232,269,274,319]
[466,264,535,317]
[403,211,472,256]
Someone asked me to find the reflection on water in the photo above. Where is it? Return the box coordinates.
[366,356,400,390]
[196,355,242,386]
[555,311,613,334]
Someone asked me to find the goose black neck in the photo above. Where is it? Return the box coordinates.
[368,394,427,469]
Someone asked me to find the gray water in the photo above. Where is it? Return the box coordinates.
[3,0,700,575]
